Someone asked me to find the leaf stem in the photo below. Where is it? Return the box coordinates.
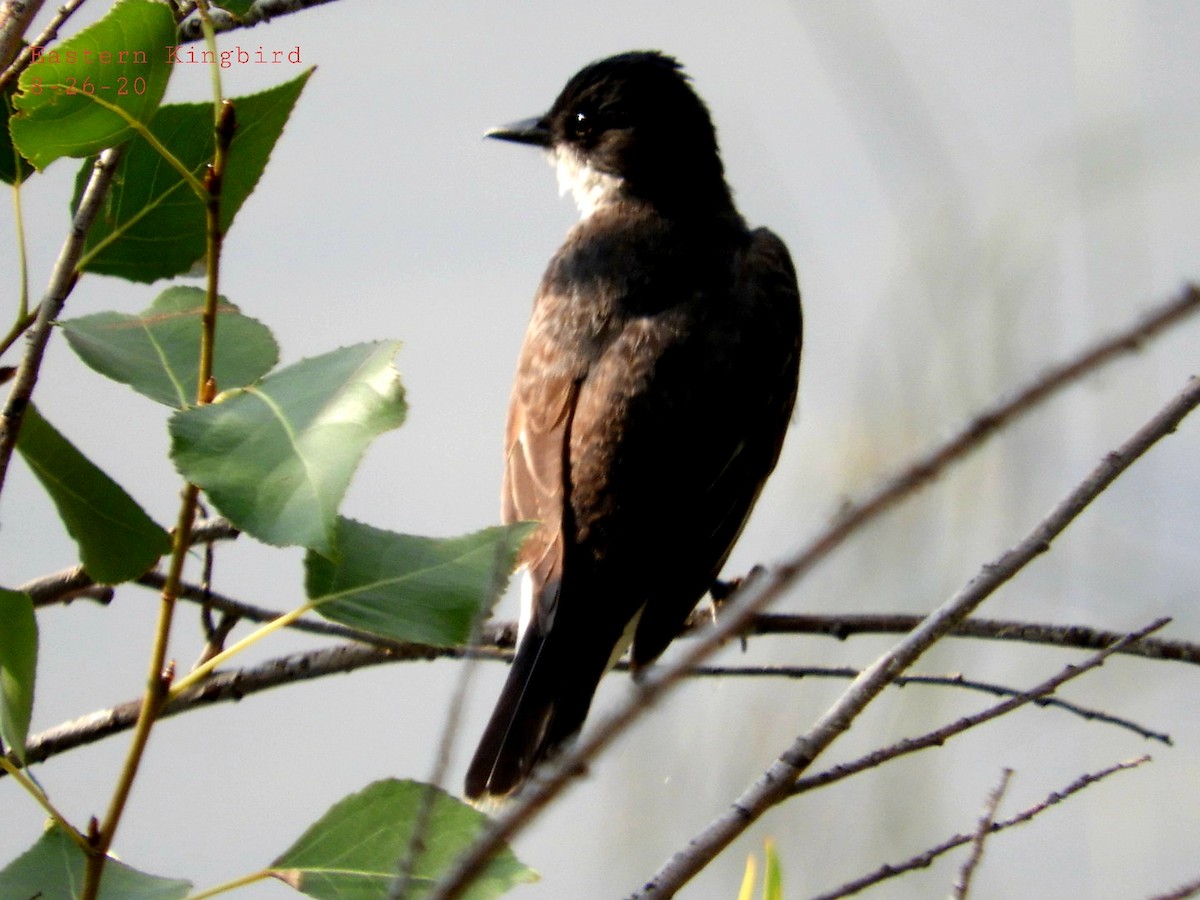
[82,483,200,898]
[66,88,209,197]
[0,756,89,851]
[169,600,319,698]
[81,64,239,899]
[186,869,272,899]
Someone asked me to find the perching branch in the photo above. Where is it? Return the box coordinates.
[5,619,1170,777]
[424,342,1200,900]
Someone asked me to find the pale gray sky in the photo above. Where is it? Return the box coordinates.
[3,2,1200,898]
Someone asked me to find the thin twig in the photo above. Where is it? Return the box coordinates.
[812,756,1152,900]
[627,376,1200,899]
[689,656,1171,745]
[740,612,1200,666]
[1148,877,1200,900]
[2,621,1168,777]
[424,329,1200,900]
[951,768,1012,899]
[791,619,1171,796]
[176,0,342,41]
[388,534,520,899]
[0,0,89,93]
[0,146,124,498]
[13,643,408,768]
[0,0,44,74]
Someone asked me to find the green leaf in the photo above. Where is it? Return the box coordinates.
[16,404,170,583]
[1,89,35,184]
[8,0,175,169]
[0,589,36,765]
[61,285,280,408]
[170,342,406,555]
[75,68,313,282]
[307,519,534,647]
[215,0,256,16]
[0,824,191,899]
[762,838,782,900]
[269,779,537,899]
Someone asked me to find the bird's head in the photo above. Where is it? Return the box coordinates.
[488,51,733,217]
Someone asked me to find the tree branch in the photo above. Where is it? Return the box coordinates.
[0,146,124,497]
[741,612,1200,666]
[0,0,43,74]
[176,0,343,42]
[628,375,1200,899]
[421,334,1200,900]
[0,0,88,93]
[791,618,1171,797]
[5,619,1170,777]
[813,756,1152,900]
[951,768,1012,899]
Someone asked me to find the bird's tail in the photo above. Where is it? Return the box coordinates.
[464,622,605,804]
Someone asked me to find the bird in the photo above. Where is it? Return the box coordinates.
[465,50,802,803]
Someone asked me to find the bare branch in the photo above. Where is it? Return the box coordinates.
[951,768,1012,899]
[0,0,43,74]
[0,0,89,93]
[692,653,1171,745]
[791,618,1171,796]
[741,612,1200,666]
[177,0,343,42]
[813,756,1152,900]
[11,642,456,769]
[0,147,125,497]
[626,375,1200,899]
[4,619,1167,777]
[1149,877,1200,900]
[421,348,1199,900]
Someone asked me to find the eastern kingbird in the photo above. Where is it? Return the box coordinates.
[465,51,802,802]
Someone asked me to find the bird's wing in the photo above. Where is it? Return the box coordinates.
[630,226,802,665]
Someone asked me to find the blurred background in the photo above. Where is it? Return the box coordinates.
[2,1,1199,897]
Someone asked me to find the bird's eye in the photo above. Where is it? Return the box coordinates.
[569,110,592,140]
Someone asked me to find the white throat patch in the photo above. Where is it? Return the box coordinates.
[550,144,624,218]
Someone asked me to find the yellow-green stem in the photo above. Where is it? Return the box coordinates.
[0,757,90,852]
[82,483,201,898]
[170,600,318,698]
[186,869,272,899]
[80,51,237,898]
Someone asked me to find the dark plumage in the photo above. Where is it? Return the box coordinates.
[466,51,802,802]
